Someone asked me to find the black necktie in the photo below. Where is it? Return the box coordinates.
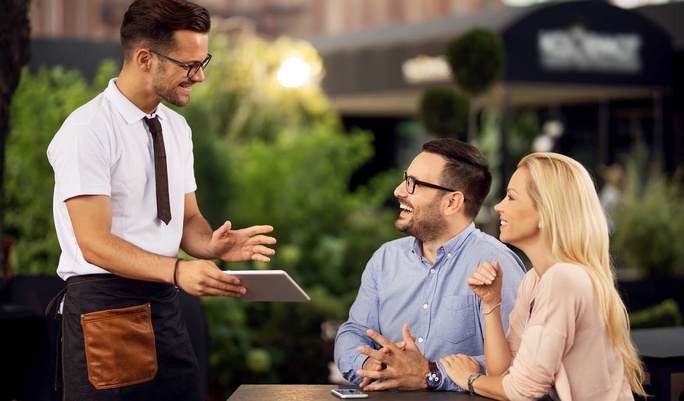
[143,116,172,225]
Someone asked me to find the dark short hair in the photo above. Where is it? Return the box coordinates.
[421,138,492,218]
[120,0,211,60]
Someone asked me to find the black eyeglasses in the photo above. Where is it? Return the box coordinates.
[404,171,458,195]
[149,50,212,78]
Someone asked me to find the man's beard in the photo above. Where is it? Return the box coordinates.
[395,196,447,243]
[152,65,190,107]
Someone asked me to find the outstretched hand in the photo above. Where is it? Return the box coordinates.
[356,323,428,391]
[210,221,276,263]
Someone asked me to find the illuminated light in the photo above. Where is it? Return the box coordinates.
[277,57,311,88]
[402,55,452,84]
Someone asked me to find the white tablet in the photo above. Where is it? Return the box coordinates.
[223,270,310,302]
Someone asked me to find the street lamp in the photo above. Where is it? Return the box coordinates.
[277,56,311,88]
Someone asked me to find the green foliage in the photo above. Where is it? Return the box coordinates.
[181,34,330,144]
[418,87,468,140]
[445,27,506,96]
[629,299,682,329]
[197,119,401,294]
[610,160,684,277]
[5,61,118,274]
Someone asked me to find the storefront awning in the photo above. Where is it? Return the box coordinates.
[305,1,677,116]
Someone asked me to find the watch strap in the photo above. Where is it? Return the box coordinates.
[467,372,482,396]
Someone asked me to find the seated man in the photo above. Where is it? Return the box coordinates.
[334,138,526,391]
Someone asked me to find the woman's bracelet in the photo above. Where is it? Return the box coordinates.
[173,258,183,292]
[483,301,502,315]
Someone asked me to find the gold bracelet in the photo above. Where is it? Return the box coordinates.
[483,301,502,315]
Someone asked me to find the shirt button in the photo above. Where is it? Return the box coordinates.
[423,303,429,309]
[430,268,436,274]
[447,253,452,258]
[418,337,424,343]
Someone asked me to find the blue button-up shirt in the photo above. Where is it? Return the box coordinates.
[334,223,526,391]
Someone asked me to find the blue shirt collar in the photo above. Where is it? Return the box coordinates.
[411,222,476,260]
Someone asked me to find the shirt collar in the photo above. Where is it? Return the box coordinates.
[410,222,476,258]
[104,78,168,125]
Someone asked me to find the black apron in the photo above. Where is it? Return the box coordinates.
[48,274,202,401]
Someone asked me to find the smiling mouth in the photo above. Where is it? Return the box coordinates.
[399,204,413,216]
[500,220,509,227]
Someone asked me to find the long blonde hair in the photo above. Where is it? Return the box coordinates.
[518,153,647,397]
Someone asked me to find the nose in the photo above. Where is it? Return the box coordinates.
[394,181,407,198]
[493,199,503,214]
[190,68,206,83]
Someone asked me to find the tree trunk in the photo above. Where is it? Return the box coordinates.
[0,0,32,283]
[467,97,477,143]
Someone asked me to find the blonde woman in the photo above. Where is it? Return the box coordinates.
[440,153,647,400]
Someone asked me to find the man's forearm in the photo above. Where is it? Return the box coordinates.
[180,213,214,259]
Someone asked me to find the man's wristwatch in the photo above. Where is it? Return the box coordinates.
[425,361,442,391]
[467,372,483,396]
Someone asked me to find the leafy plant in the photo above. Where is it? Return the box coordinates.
[418,86,468,140]
[444,27,506,142]
[610,159,684,277]
[5,60,119,274]
[629,299,682,329]
[444,28,506,96]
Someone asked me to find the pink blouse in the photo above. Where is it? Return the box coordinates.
[501,263,634,401]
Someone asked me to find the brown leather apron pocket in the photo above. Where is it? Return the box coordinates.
[80,302,157,390]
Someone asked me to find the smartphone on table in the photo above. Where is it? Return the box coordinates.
[331,388,369,399]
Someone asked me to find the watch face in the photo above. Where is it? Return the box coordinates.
[426,369,442,388]
[468,372,482,396]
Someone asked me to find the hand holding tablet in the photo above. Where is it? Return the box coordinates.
[223,270,310,302]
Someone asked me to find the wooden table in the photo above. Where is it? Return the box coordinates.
[227,384,493,401]
[631,326,684,400]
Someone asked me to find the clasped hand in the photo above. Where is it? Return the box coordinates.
[356,323,427,391]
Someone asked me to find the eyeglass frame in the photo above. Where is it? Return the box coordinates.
[404,171,465,201]
[149,49,212,78]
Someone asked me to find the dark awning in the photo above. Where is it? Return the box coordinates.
[305,1,678,116]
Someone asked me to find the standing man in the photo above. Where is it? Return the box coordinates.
[334,138,526,392]
[46,1,276,400]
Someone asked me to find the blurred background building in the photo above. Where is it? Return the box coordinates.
[27,0,684,187]
[29,0,510,39]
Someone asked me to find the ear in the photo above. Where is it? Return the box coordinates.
[134,49,153,72]
[538,219,543,229]
[443,192,466,216]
